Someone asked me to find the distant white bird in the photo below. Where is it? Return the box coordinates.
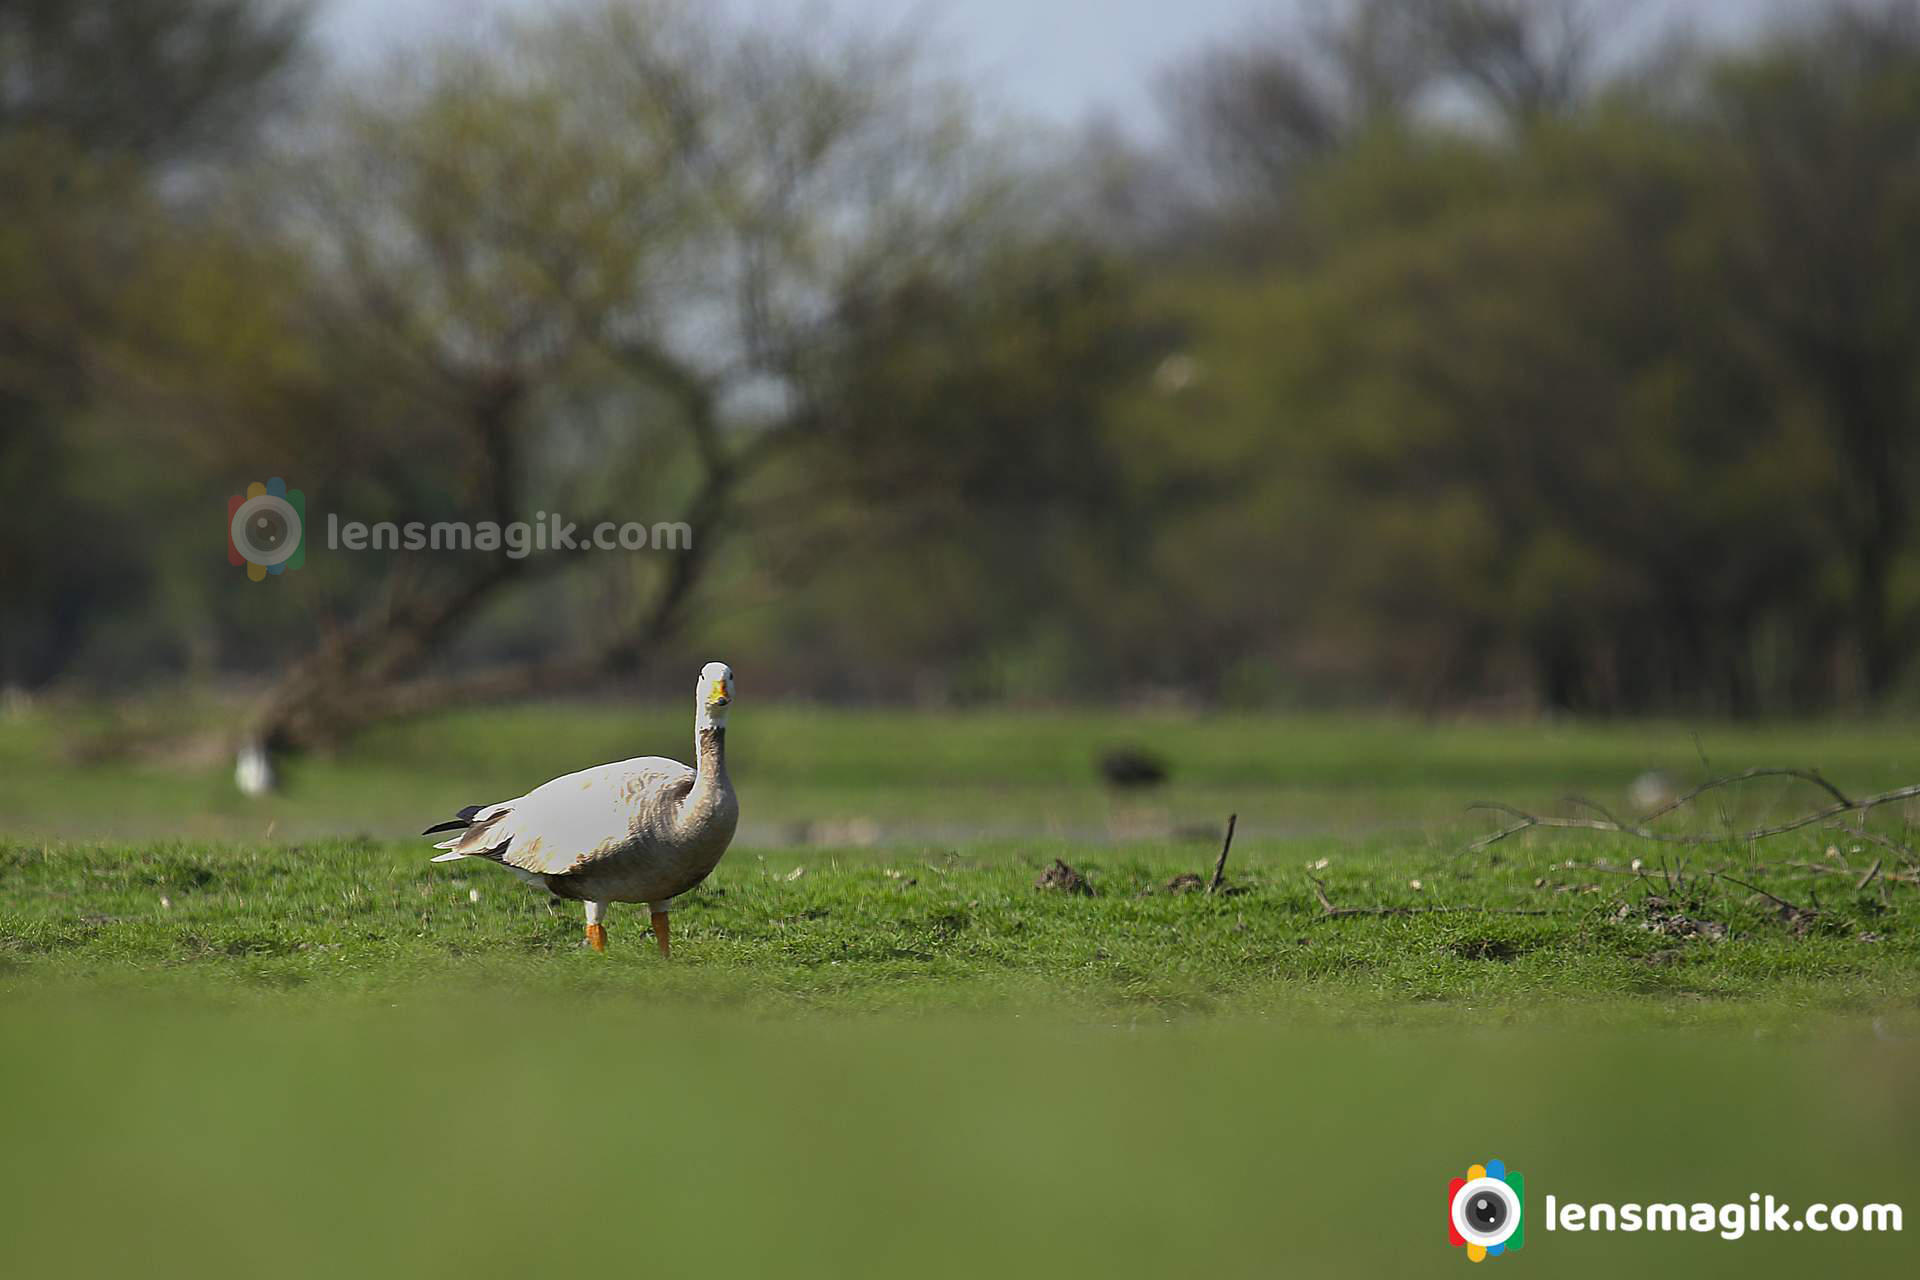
[234,738,276,797]
[1628,769,1681,816]
[422,662,740,957]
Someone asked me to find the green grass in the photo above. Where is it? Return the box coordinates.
[5,697,1919,1018]
[4,701,1919,1276]
[12,694,1920,844]
[2,830,1916,1020]
[1,1000,1916,1278]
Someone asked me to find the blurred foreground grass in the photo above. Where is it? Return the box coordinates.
[1,1002,1915,1278]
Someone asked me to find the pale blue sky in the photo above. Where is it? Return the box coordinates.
[320,0,1783,132]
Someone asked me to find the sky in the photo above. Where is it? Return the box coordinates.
[319,0,1783,133]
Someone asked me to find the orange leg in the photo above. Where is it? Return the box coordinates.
[651,911,671,958]
[585,922,607,952]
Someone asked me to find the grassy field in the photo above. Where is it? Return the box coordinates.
[3,830,1918,1021]
[14,694,1920,843]
[2,1002,1915,1278]
[3,700,1918,1275]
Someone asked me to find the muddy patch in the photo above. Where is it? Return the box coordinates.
[1035,859,1093,896]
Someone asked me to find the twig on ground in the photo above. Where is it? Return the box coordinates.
[1207,813,1238,895]
[1714,872,1807,915]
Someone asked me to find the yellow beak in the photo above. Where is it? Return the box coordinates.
[708,679,732,706]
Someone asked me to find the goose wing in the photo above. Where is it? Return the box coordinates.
[431,756,694,876]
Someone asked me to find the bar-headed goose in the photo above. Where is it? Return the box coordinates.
[423,661,740,956]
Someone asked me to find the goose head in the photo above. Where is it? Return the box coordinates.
[697,660,735,730]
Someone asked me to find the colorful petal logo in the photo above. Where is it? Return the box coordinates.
[1449,1159,1524,1262]
[227,478,305,582]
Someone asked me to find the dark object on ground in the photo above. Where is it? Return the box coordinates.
[1613,896,1727,940]
[1036,858,1094,896]
[1208,813,1238,893]
[1144,871,1248,897]
[1099,748,1168,789]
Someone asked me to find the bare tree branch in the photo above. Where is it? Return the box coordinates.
[1465,767,1920,856]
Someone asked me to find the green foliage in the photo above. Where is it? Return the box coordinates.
[764,241,1156,699]
[0,3,309,684]
[0,0,308,160]
[10,1,1920,716]
[1127,13,1920,711]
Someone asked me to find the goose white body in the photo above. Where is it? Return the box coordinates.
[423,662,739,953]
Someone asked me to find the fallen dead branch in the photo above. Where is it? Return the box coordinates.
[1787,860,1920,887]
[1464,768,1920,857]
[1828,819,1919,866]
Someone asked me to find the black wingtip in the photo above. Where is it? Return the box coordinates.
[423,804,486,836]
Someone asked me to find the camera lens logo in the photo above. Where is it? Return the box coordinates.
[1449,1160,1524,1262]
[227,478,305,582]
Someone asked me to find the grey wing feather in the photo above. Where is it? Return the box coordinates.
[490,757,696,876]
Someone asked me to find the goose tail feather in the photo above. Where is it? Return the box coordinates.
[421,804,486,836]
[424,807,514,862]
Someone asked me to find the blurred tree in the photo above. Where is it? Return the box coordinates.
[1160,0,1615,212]
[1699,2,1920,700]
[1161,0,1430,202]
[1112,0,1920,713]
[0,0,310,686]
[214,0,1025,748]
[1412,0,1610,123]
[0,0,307,161]
[760,240,1156,703]
[9,0,1920,723]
